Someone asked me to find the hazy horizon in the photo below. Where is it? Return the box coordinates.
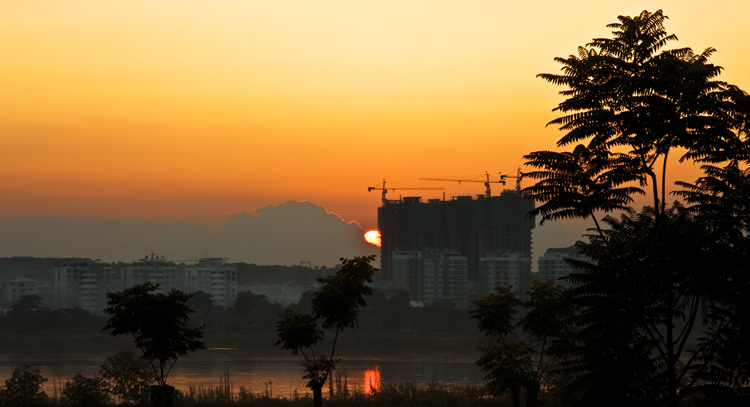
[0,199,590,270]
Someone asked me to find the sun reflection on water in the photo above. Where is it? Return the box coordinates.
[364,366,381,395]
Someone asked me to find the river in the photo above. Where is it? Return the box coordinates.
[0,348,484,398]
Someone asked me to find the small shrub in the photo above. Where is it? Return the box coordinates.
[0,365,49,407]
[60,374,109,407]
[100,350,151,405]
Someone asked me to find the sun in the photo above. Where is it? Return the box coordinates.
[364,230,381,247]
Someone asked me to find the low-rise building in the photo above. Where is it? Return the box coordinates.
[1,277,39,303]
[536,245,587,287]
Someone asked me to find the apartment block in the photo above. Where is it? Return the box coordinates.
[379,190,534,304]
[54,259,117,313]
[183,258,237,307]
[1,277,39,303]
[481,252,531,293]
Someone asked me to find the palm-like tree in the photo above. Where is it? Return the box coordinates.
[532,10,736,219]
[523,144,644,238]
[565,204,718,407]
[526,9,750,406]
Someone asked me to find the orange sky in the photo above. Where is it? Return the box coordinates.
[2,1,749,231]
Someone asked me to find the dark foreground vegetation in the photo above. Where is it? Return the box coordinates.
[0,364,496,407]
[503,8,750,407]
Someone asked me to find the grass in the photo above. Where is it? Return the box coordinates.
[173,372,500,407]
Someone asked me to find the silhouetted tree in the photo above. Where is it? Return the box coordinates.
[227,291,283,333]
[187,291,223,328]
[472,282,574,407]
[564,205,725,405]
[527,9,750,407]
[60,374,109,407]
[7,295,47,334]
[532,9,741,222]
[359,288,412,334]
[103,282,205,407]
[0,365,49,407]
[275,256,377,407]
[100,350,152,406]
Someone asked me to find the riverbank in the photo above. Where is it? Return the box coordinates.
[0,331,485,401]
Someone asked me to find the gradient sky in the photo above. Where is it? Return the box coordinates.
[2,1,749,233]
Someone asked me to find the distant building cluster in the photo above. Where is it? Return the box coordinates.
[536,245,587,288]
[379,191,585,310]
[1,192,587,315]
[2,256,237,314]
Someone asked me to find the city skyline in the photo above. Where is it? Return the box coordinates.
[3,2,749,257]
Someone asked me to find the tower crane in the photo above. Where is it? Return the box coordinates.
[499,168,524,193]
[419,171,505,198]
[367,179,444,204]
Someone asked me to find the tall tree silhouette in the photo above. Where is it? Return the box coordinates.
[275,256,377,407]
[533,10,737,221]
[103,282,205,407]
[526,9,750,407]
[565,205,723,406]
[471,281,575,407]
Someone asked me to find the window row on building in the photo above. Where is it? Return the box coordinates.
[389,245,584,310]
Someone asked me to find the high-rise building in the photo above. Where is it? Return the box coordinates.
[379,190,535,302]
[391,249,470,309]
[54,259,117,313]
[120,257,180,294]
[481,252,531,293]
[391,250,423,300]
[536,245,586,287]
[53,257,239,313]
[183,258,237,307]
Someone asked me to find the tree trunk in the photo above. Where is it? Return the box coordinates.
[150,385,175,407]
[510,386,521,407]
[312,384,323,407]
[526,380,540,407]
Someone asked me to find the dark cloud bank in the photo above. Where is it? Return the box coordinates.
[0,201,378,266]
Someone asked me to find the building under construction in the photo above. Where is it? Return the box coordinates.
[377,190,535,309]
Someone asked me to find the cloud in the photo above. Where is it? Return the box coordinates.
[212,201,377,265]
[0,201,377,266]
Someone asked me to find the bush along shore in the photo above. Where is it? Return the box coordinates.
[1,366,500,407]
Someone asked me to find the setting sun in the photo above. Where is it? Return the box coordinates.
[364,230,381,247]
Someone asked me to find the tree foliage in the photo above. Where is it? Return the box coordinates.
[529,9,744,225]
[60,374,109,407]
[0,365,49,407]
[471,282,574,407]
[275,255,377,407]
[525,9,750,407]
[99,350,152,406]
[102,282,206,389]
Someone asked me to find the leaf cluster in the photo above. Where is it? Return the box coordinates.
[470,282,574,406]
[0,365,49,407]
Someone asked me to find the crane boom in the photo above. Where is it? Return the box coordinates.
[368,179,444,204]
[419,171,505,198]
[499,168,524,193]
